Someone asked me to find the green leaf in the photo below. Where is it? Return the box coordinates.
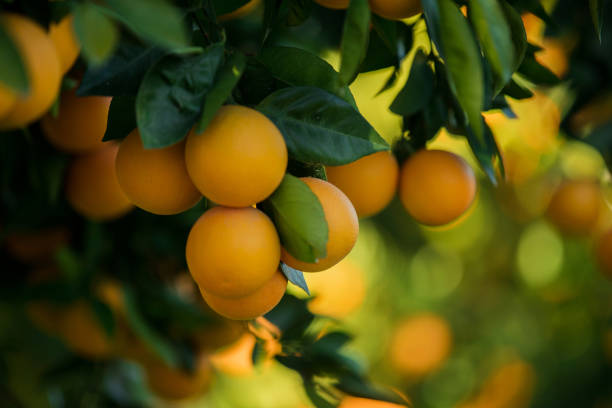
[312,331,353,351]
[0,23,29,93]
[336,376,410,406]
[90,297,116,338]
[518,52,560,86]
[122,286,178,367]
[103,0,188,49]
[280,263,310,295]
[195,52,246,133]
[257,86,388,165]
[103,96,137,141]
[261,174,328,263]
[258,46,355,104]
[77,42,165,96]
[500,1,527,72]
[264,294,314,338]
[213,0,251,15]
[469,0,514,94]
[339,0,371,85]
[136,44,224,148]
[422,0,485,144]
[465,115,503,185]
[590,0,604,41]
[502,78,533,99]
[390,51,434,116]
[73,3,119,65]
[286,0,314,26]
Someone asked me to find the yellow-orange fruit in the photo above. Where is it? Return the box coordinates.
[218,0,261,21]
[144,353,213,400]
[389,313,452,377]
[281,177,359,272]
[326,151,398,218]
[186,206,280,297]
[398,149,477,226]
[4,226,70,264]
[547,180,601,235]
[65,143,133,221]
[369,0,421,20]
[339,397,407,408]
[595,229,612,279]
[0,13,61,129]
[199,270,287,320]
[115,129,201,215]
[209,333,256,376]
[0,84,16,119]
[49,14,80,73]
[41,90,110,153]
[59,300,115,358]
[185,105,287,207]
[536,38,568,79]
[313,0,350,9]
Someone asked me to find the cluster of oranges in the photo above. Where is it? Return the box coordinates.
[314,0,422,20]
[0,13,78,130]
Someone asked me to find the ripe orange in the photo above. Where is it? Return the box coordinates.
[338,396,407,408]
[0,84,16,119]
[144,352,213,400]
[369,0,421,20]
[59,300,115,358]
[398,149,477,226]
[4,226,70,264]
[65,143,133,221]
[595,229,612,279]
[326,151,398,218]
[313,0,350,9]
[48,14,80,74]
[536,38,568,79]
[0,13,61,129]
[547,179,601,235]
[389,313,452,377]
[115,129,201,215]
[185,105,287,207]
[41,90,111,153]
[281,177,359,272]
[186,206,280,297]
[199,270,287,320]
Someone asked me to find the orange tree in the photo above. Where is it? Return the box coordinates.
[0,0,610,407]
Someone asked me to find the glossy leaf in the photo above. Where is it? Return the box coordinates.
[590,0,604,41]
[465,116,503,184]
[195,52,246,133]
[258,86,388,165]
[258,46,354,104]
[72,3,119,65]
[339,0,370,85]
[104,0,188,49]
[469,0,514,93]
[103,96,137,141]
[136,44,224,148]
[502,78,533,99]
[77,42,165,96]
[518,52,560,86]
[261,174,328,263]
[390,51,434,116]
[281,263,311,295]
[422,0,485,144]
[500,1,527,71]
[0,23,28,93]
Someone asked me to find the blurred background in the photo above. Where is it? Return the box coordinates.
[3,0,612,407]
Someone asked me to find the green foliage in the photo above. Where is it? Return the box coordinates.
[103,96,137,142]
[0,22,28,93]
[72,3,119,65]
[339,0,370,85]
[390,51,435,116]
[260,174,328,264]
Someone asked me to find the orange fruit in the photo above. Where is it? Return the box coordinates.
[281,177,359,272]
[65,143,133,221]
[48,14,80,73]
[185,105,287,207]
[326,151,398,218]
[186,206,280,297]
[547,179,602,235]
[4,226,70,264]
[595,229,612,279]
[339,396,407,408]
[115,129,201,215]
[369,0,421,20]
[59,300,115,358]
[0,84,16,119]
[536,38,568,79]
[389,313,452,377]
[41,90,111,153]
[0,13,61,129]
[398,149,477,226]
[210,333,256,376]
[313,0,350,9]
[144,352,213,400]
[199,270,287,320]
[218,0,261,21]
